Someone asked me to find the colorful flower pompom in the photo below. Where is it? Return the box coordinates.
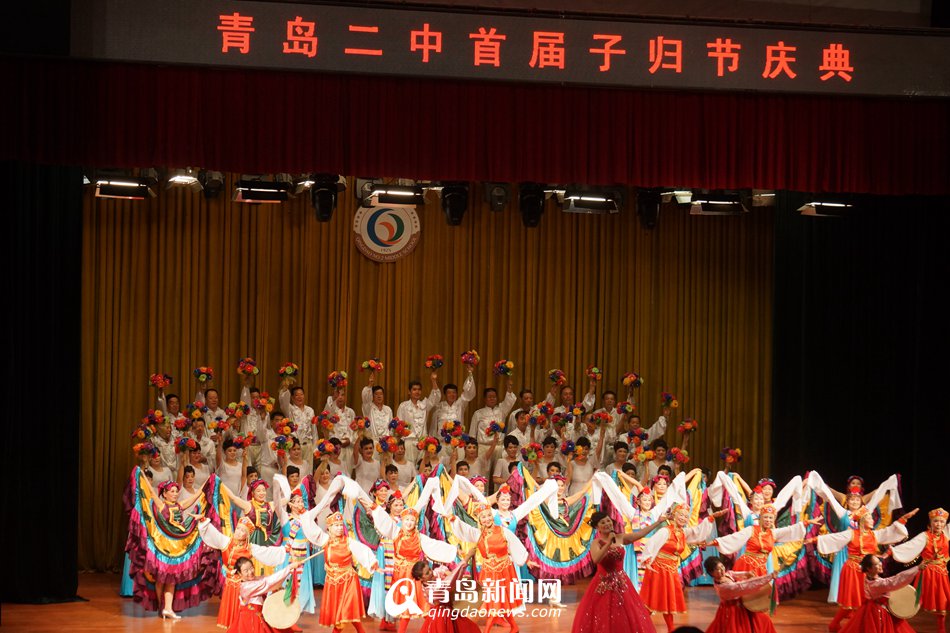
[270,435,291,455]
[207,417,231,434]
[225,401,251,418]
[175,437,199,453]
[278,362,300,378]
[173,417,193,432]
[186,400,209,420]
[143,409,165,427]
[313,439,337,458]
[350,416,371,432]
[133,441,158,458]
[622,372,644,388]
[527,407,549,429]
[277,420,297,437]
[360,358,384,372]
[493,359,515,376]
[388,418,410,438]
[417,436,441,454]
[424,355,444,370]
[485,420,504,437]
[537,402,554,416]
[232,433,255,449]
[460,349,480,366]
[551,413,568,428]
[677,418,698,434]
[559,440,576,456]
[591,411,612,426]
[252,392,276,413]
[377,435,399,454]
[574,444,588,459]
[548,369,567,386]
[617,401,636,415]
[586,365,603,381]
[521,442,543,462]
[720,447,743,464]
[569,404,587,418]
[131,422,155,440]
[670,447,690,464]
[193,366,214,383]
[236,357,259,376]
[627,427,649,446]
[149,373,173,389]
[636,449,655,463]
[660,391,679,409]
[315,410,339,431]
[440,420,463,443]
[327,370,348,389]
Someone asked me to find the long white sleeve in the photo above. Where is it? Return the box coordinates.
[250,542,289,568]
[715,527,753,555]
[773,523,807,543]
[370,505,400,539]
[817,529,853,555]
[640,526,670,564]
[499,390,517,422]
[866,474,903,513]
[591,472,636,521]
[773,475,803,514]
[503,528,529,566]
[512,478,560,522]
[348,539,379,572]
[644,416,667,443]
[198,518,232,550]
[684,518,715,545]
[449,516,482,544]
[718,471,752,520]
[874,521,909,545]
[420,534,459,563]
[460,374,475,404]
[807,471,847,520]
[279,389,292,418]
[890,532,927,563]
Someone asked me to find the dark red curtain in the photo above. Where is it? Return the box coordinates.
[2,57,948,194]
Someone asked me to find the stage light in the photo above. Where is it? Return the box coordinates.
[689,191,749,215]
[483,182,511,212]
[562,188,623,214]
[166,168,202,192]
[636,189,661,229]
[798,200,853,217]
[309,174,346,222]
[440,182,469,226]
[199,171,224,199]
[233,176,293,204]
[94,169,157,200]
[365,184,425,206]
[519,183,546,228]
[661,189,693,204]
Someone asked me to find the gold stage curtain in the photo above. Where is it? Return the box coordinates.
[80,176,773,570]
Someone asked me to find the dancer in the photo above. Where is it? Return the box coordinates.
[703,557,777,633]
[221,479,282,570]
[413,547,480,633]
[273,479,318,620]
[571,510,667,633]
[837,555,920,633]
[713,505,819,578]
[196,515,288,628]
[228,556,303,633]
[891,507,950,633]
[640,504,724,632]
[817,506,917,632]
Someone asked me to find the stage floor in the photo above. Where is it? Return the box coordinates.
[1,574,939,632]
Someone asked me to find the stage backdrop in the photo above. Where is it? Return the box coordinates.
[80,175,774,569]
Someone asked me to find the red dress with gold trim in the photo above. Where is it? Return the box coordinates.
[218,541,252,628]
[640,527,687,615]
[319,537,366,627]
[477,525,523,613]
[838,529,880,609]
[733,527,774,577]
[919,531,950,614]
[392,532,427,618]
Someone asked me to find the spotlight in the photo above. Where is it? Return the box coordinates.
[94,169,157,200]
[798,199,853,217]
[689,191,749,215]
[199,171,224,199]
[562,188,623,214]
[309,174,346,222]
[365,184,425,206]
[660,189,693,204]
[166,168,202,192]
[483,182,511,212]
[233,176,292,204]
[519,183,546,228]
[636,189,661,229]
[440,182,469,226]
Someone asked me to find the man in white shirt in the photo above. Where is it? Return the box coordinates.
[353,437,381,494]
[544,379,597,442]
[151,418,179,471]
[470,382,517,461]
[396,373,441,462]
[156,389,188,428]
[429,370,476,435]
[628,407,669,445]
[507,410,534,448]
[279,382,316,459]
[239,383,265,466]
[507,388,535,428]
[199,388,228,434]
[590,390,622,463]
[361,375,393,441]
[254,411,284,500]
[324,389,356,476]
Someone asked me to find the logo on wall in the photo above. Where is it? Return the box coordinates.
[353,206,421,262]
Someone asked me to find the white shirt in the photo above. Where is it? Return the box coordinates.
[286,457,312,480]
[392,460,417,487]
[493,453,521,481]
[152,433,180,471]
[148,464,175,485]
[324,396,356,445]
[507,405,532,428]
[279,389,315,444]
[429,375,476,434]
[361,386,394,441]
[470,390,518,443]
[508,426,532,449]
[396,389,441,440]
[354,454,381,494]
[217,458,243,493]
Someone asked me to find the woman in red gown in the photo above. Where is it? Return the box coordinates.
[839,555,920,633]
[703,556,777,633]
[571,511,667,633]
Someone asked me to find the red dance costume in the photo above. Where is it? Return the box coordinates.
[320,537,366,628]
[918,531,950,615]
[571,542,656,633]
[227,566,293,633]
[706,573,776,633]
[838,529,882,609]
[839,568,920,633]
[733,528,775,577]
[420,563,481,633]
[393,531,427,618]
[641,527,688,614]
[477,525,523,614]
[218,540,253,628]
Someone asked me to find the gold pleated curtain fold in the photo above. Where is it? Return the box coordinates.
[80,176,773,570]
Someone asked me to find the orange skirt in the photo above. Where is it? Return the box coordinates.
[640,559,685,615]
[217,577,242,628]
[836,560,865,610]
[392,557,427,619]
[479,557,523,612]
[920,565,950,614]
[319,564,365,627]
[733,554,769,577]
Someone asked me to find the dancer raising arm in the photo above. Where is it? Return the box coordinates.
[891,507,950,633]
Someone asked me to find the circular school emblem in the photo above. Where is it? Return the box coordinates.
[353,206,421,262]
